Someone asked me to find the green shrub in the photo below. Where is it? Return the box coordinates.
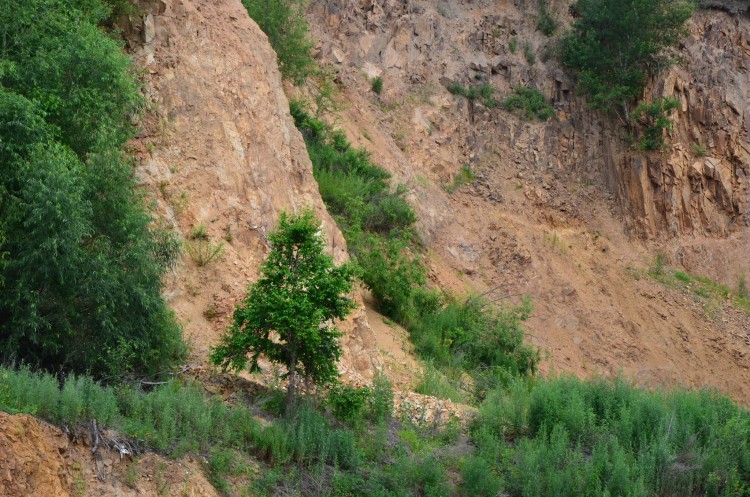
[444,165,476,193]
[369,372,394,422]
[372,76,384,95]
[469,375,750,497]
[328,384,372,424]
[448,82,497,108]
[632,97,680,150]
[415,361,469,404]
[509,37,518,53]
[501,86,555,121]
[0,0,185,378]
[536,0,558,36]
[241,0,316,84]
[562,0,694,113]
[410,296,539,401]
[524,43,537,64]
[185,239,224,266]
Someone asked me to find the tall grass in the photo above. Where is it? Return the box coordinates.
[469,375,750,497]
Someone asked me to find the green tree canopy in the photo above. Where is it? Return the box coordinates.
[0,0,185,378]
[562,0,694,114]
[211,211,356,408]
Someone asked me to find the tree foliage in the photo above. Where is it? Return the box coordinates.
[241,0,316,85]
[0,0,185,377]
[562,0,694,113]
[632,97,680,150]
[211,211,356,406]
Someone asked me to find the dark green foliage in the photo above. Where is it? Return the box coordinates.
[0,0,185,378]
[536,0,558,36]
[501,86,555,121]
[562,0,695,112]
[211,211,356,406]
[632,97,680,150]
[328,384,372,424]
[372,76,384,95]
[241,0,316,84]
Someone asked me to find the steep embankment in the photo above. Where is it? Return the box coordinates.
[0,412,219,497]
[127,0,379,379]
[305,0,750,400]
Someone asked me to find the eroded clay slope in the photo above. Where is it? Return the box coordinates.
[306,0,750,400]
[0,412,219,497]
[127,0,379,378]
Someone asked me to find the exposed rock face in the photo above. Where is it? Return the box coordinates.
[306,0,750,401]
[310,1,749,241]
[128,0,379,378]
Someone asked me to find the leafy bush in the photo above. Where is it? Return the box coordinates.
[562,0,694,113]
[241,0,316,84]
[293,99,539,403]
[372,76,384,95]
[524,43,537,64]
[536,0,558,36]
[0,0,185,378]
[448,82,497,108]
[369,372,394,422]
[328,384,372,424]
[501,86,555,121]
[411,296,539,401]
[632,97,680,150]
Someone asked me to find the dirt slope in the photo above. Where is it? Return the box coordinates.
[0,412,219,497]
[305,0,750,401]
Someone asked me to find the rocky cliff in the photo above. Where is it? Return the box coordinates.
[305,0,750,398]
[127,0,379,380]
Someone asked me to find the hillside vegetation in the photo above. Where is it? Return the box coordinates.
[0,0,185,378]
[1,1,749,496]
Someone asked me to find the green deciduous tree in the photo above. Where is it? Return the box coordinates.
[211,211,356,408]
[562,0,694,116]
[0,0,185,378]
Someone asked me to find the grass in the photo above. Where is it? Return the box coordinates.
[443,165,475,193]
[3,366,747,496]
[646,259,750,317]
[372,76,384,95]
[524,43,537,64]
[692,143,709,157]
[185,239,224,267]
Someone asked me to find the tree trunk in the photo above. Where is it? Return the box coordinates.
[286,355,297,412]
